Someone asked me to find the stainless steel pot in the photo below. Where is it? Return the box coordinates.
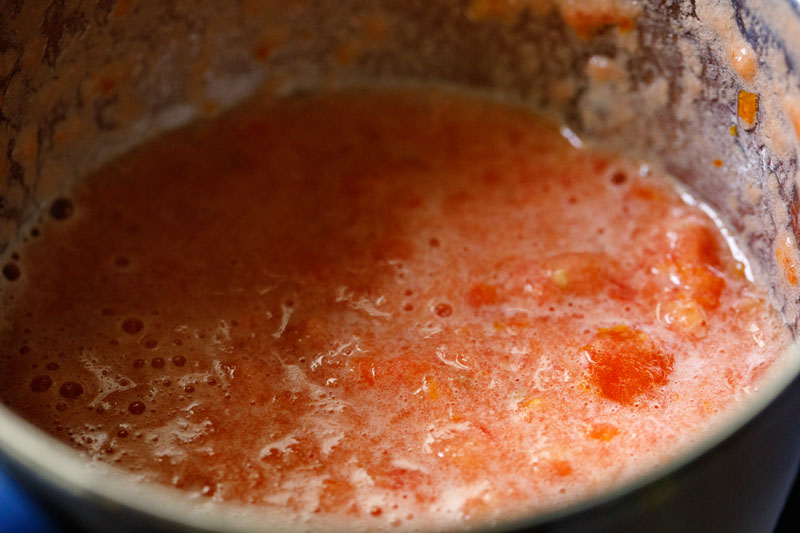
[2,1,800,531]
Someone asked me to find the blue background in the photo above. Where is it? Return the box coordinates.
[0,470,59,533]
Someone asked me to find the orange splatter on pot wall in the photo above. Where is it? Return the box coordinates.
[776,234,799,286]
[738,90,759,128]
[253,30,287,61]
[730,45,757,82]
[789,104,800,142]
[111,0,132,19]
[465,0,639,37]
[560,7,636,38]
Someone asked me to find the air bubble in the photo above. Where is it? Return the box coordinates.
[611,171,627,185]
[50,198,74,220]
[172,355,187,367]
[128,401,146,415]
[30,375,52,392]
[151,357,165,369]
[46,362,60,371]
[133,358,145,369]
[59,381,84,399]
[434,303,453,317]
[121,317,144,335]
[2,263,21,281]
[144,339,158,349]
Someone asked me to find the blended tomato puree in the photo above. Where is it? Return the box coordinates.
[0,89,790,528]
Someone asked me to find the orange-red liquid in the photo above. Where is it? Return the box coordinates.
[0,89,789,528]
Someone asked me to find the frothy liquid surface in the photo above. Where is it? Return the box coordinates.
[0,89,789,529]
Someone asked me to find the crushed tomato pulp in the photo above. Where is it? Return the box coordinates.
[0,89,789,529]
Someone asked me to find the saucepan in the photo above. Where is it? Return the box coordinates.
[1,0,800,531]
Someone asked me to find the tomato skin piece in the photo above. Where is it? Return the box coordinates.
[658,294,708,338]
[584,326,674,405]
[506,252,634,305]
[646,221,728,326]
[544,252,633,300]
[666,222,722,270]
[681,265,725,310]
